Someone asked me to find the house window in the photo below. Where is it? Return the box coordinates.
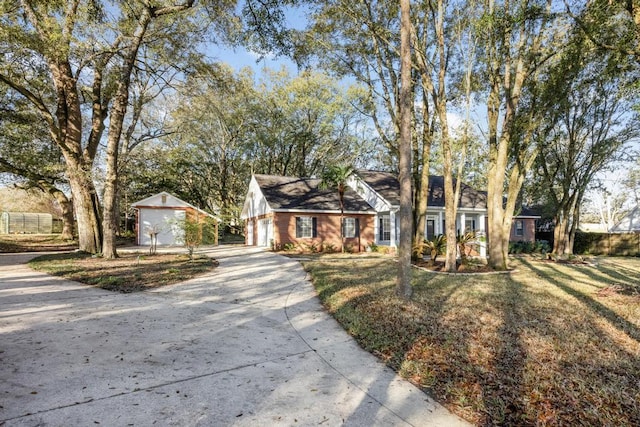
[379,216,391,241]
[296,216,317,238]
[515,220,524,237]
[465,218,476,232]
[342,218,359,238]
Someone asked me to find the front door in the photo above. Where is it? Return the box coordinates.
[426,219,435,239]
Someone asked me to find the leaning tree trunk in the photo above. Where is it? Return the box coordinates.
[102,8,153,259]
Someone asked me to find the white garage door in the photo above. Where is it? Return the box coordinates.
[139,208,185,246]
[257,218,273,247]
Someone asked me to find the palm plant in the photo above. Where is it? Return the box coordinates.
[413,234,447,264]
[457,231,477,263]
[319,165,355,253]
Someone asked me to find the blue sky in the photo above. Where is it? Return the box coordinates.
[199,4,308,78]
[203,44,298,77]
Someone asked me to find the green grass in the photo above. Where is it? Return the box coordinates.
[302,255,640,426]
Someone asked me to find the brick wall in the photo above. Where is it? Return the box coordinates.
[510,218,536,242]
[274,212,375,252]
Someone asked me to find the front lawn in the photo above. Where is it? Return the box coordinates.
[302,255,640,426]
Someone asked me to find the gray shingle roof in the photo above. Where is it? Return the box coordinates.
[426,175,487,209]
[357,171,488,209]
[254,174,375,213]
[355,170,400,205]
[254,171,539,216]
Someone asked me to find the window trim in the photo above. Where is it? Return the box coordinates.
[515,219,524,237]
[379,215,391,241]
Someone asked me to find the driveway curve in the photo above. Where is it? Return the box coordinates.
[0,246,468,426]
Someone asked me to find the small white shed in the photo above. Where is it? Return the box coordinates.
[131,192,218,246]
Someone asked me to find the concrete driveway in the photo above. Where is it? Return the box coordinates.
[0,246,468,426]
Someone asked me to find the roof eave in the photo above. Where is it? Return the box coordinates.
[271,209,376,215]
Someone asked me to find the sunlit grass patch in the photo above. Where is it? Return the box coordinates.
[302,256,640,426]
[29,252,218,292]
[0,234,78,252]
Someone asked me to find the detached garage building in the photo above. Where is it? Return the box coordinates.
[131,192,218,246]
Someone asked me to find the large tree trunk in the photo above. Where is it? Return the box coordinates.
[414,164,430,248]
[397,0,413,300]
[443,172,458,271]
[487,181,508,270]
[68,167,102,253]
[51,63,102,254]
[553,212,570,254]
[440,102,457,271]
[58,196,75,240]
[482,0,550,270]
[553,195,579,255]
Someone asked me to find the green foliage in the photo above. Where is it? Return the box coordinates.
[0,88,65,190]
[524,13,640,254]
[182,217,203,261]
[319,164,356,253]
[200,218,218,245]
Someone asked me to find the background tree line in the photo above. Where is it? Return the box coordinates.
[122,64,376,230]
